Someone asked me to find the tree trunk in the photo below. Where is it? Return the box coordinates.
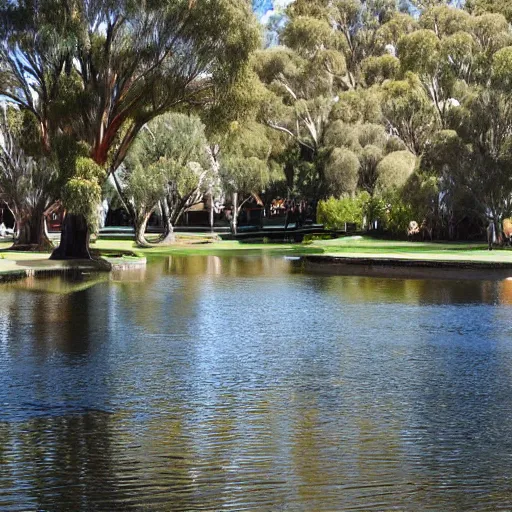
[134,212,152,248]
[159,199,176,244]
[12,208,53,251]
[209,192,214,233]
[231,192,238,235]
[50,213,91,260]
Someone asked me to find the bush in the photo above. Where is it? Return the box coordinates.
[317,192,370,230]
[303,233,333,243]
[382,192,415,237]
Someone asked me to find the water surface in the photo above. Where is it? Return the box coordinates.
[1,255,512,511]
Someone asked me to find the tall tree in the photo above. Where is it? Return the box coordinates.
[219,122,272,234]
[115,113,211,247]
[0,106,57,249]
[0,0,260,258]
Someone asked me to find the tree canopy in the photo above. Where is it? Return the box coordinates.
[2,0,512,245]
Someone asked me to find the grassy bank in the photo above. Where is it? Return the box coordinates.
[309,236,512,264]
[2,235,512,267]
[93,238,318,257]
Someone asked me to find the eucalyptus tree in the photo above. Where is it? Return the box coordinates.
[115,113,211,247]
[324,121,386,196]
[396,6,511,125]
[0,106,57,249]
[219,122,272,234]
[374,150,417,194]
[0,0,260,258]
[466,0,512,23]
[253,0,419,200]
[423,86,512,239]
[286,0,400,89]
[381,73,439,155]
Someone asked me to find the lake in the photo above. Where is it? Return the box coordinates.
[1,254,512,511]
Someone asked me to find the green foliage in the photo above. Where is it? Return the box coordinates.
[466,0,512,23]
[0,106,58,239]
[375,150,417,194]
[133,114,209,172]
[220,155,270,195]
[398,29,441,76]
[317,192,371,230]
[205,64,270,136]
[281,16,334,57]
[62,157,105,231]
[123,112,210,220]
[325,148,360,197]
[471,14,510,55]
[378,12,418,46]
[381,73,438,154]
[362,55,400,86]
[219,121,273,198]
[420,5,471,36]
[382,191,415,237]
[492,47,512,89]
[330,89,383,124]
[124,162,168,211]
[62,178,102,231]
[402,171,440,223]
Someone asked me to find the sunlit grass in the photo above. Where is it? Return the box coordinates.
[2,235,512,272]
[311,236,512,263]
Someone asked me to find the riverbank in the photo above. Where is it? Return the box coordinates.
[0,241,146,282]
[95,236,512,264]
[2,235,512,281]
[306,236,512,267]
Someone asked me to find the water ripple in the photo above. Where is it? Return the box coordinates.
[1,256,512,510]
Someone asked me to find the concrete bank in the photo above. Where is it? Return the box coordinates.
[0,254,147,283]
[303,254,512,280]
[304,254,512,269]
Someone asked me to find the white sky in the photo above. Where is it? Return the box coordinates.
[260,0,294,25]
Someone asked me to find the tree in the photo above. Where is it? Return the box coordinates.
[114,113,210,247]
[429,89,512,237]
[0,105,57,250]
[0,0,260,258]
[324,121,390,196]
[254,0,415,201]
[219,122,272,234]
[374,150,417,194]
[466,0,512,24]
[324,148,360,197]
[317,192,371,230]
[381,73,439,155]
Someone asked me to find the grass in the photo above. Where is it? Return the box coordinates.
[2,234,512,267]
[92,238,319,258]
[309,236,512,264]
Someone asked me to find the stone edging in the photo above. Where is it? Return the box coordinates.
[0,256,147,284]
[303,254,512,270]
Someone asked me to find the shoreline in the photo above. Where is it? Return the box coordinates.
[0,255,147,283]
[302,254,512,281]
[304,254,512,270]
[3,235,512,283]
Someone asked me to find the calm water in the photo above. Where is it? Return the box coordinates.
[1,255,512,511]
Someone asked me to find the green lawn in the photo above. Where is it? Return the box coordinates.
[92,238,316,257]
[2,235,511,266]
[310,236,512,264]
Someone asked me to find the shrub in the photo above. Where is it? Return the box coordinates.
[382,192,415,237]
[317,192,370,230]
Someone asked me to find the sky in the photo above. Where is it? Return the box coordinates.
[253,0,294,24]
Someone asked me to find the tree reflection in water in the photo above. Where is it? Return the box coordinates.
[1,256,512,510]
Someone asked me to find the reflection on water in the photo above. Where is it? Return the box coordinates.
[1,255,512,510]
